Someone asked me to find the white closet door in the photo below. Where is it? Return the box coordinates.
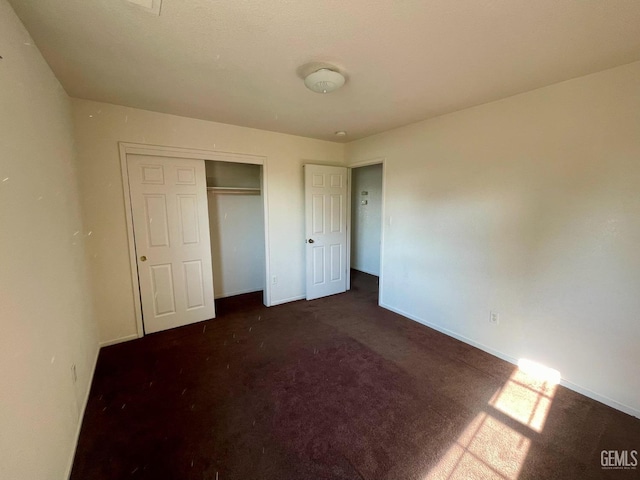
[127,155,215,333]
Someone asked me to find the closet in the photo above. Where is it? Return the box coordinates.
[205,160,265,300]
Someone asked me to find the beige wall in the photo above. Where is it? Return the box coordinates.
[0,1,99,479]
[71,99,345,345]
[346,61,640,417]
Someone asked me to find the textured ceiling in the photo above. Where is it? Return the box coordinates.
[8,0,640,142]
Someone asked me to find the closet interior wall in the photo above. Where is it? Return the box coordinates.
[206,161,265,299]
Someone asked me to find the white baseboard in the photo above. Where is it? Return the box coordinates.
[380,302,519,365]
[270,294,305,306]
[379,302,640,419]
[558,378,640,419]
[65,342,100,479]
[215,287,263,299]
[99,333,139,347]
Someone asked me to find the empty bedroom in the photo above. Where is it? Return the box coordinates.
[1,1,639,479]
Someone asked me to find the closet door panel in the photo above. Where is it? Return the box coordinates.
[128,155,215,334]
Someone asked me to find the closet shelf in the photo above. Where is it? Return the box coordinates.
[207,186,261,195]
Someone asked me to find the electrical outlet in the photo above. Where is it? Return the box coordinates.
[489,312,499,325]
[71,364,77,384]
[272,275,278,285]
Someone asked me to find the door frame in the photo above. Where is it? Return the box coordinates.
[119,142,271,338]
[346,157,387,304]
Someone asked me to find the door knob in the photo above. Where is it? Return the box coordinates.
[308,239,314,244]
[140,255,147,262]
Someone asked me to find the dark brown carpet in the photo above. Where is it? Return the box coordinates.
[71,271,640,479]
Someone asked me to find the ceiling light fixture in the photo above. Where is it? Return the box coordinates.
[304,68,345,94]
[335,131,347,137]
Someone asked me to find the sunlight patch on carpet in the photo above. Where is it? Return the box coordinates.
[424,359,560,479]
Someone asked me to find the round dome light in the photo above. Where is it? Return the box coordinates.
[304,68,345,94]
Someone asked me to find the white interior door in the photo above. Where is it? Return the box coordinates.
[304,164,348,300]
[127,155,215,333]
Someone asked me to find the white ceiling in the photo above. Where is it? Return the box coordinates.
[9,0,640,142]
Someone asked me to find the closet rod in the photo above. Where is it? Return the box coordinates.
[207,186,260,195]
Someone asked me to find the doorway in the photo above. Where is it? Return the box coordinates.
[349,162,384,296]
